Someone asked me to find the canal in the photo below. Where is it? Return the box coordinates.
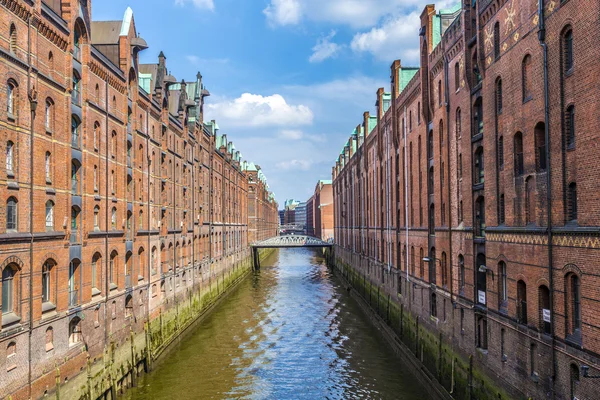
[124,249,428,399]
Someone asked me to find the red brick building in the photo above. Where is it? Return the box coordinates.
[310,180,333,241]
[333,1,600,399]
[0,1,278,398]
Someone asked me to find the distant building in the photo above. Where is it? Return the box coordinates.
[283,199,300,225]
[312,180,333,240]
[278,210,285,226]
[306,195,315,236]
[295,202,307,233]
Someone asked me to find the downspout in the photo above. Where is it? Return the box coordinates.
[146,109,150,323]
[538,1,556,398]
[27,14,34,400]
[404,107,409,282]
[104,71,110,345]
[444,50,454,327]
[386,126,392,273]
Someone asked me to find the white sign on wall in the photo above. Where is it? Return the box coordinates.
[543,308,551,323]
[478,290,486,304]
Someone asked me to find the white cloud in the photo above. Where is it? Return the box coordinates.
[309,31,341,63]
[276,159,313,171]
[350,12,422,62]
[174,0,214,11]
[263,0,301,26]
[206,93,313,127]
[279,129,304,140]
[186,55,229,65]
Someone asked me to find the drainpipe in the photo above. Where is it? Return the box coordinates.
[27,14,35,400]
[538,1,556,398]
[146,109,150,323]
[404,107,409,282]
[104,70,110,346]
[444,51,453,310]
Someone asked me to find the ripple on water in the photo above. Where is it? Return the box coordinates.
[123,249,428,400]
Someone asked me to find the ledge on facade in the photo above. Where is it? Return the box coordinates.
[137,230,160,236]
[486,225,547,234]
[168,229,182,234]
[42,301,56,314]
[7,181,19,190]
[0,232,31,243]
[87,230,124,238]
[1,313,21,329]
[34,231,65,241]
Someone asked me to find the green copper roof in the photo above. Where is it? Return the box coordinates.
[368,116,377,135]
[432,14,442,48]
[139,73,152,93]
[440,3,461,15]
[382,92,391,113]
[400,68,419,93]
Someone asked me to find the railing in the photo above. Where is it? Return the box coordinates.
[68,289,79,307]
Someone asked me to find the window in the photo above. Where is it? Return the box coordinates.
[419,248,424,277]
[441,252,448,287]
[45,201,54,231]
[567,182,577,221]
[570,363,580,400]
[428,131,433,159]
[71,117,80,148]
[125,295,133,317]
[45,99,53,132]
[494,22,500,60]
[456,108,462,138]
[91,254,100,291]
[514,132,524,176]
[6,197,17,231]
[530,343,537,377]
[495,78,503,114]
[2,265,16,314]
[566,273,581,336]
[93,122,100,150]
[9,24,16,54]
[139,210,143,229]
[438,80,442,106]
[72,72,81,106]
[73,24,81,60]
[71,161,80,194]
[69,317,81,345]
[409,110,413,131]
[111,131,117,158]
[111,207,117,230]
[431,292,437,317]
[42,261,54,304]
[498,136,504,168]
[517,280,528,324]
[93,165,98,192]
[565,105,575,148]
[110,251,117,285]
[563,28,573,73]
[474,147,484,184]
[7,80,16,116]
[45,152,51,182]
[477,316,488,350]
[6,141,14,175]
[94,206,100,230]
[539,285,551,334]
[473,98,483,136]
[48,52,54,75]
[472,52,481,85]
[498,261,507,308]
[111,170,116,195]
[475,197,485,237]
[535,123,547,171]
[417,102,421,124]
[522,55,532,101]
[526,177,535,225]
[45,327,54,351]
[455,62,460,91]
[499,194,505,224]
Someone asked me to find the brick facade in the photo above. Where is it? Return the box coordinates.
[0,1,278,399]
[333,1,600,399]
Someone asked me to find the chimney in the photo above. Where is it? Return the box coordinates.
[391,60,401,99]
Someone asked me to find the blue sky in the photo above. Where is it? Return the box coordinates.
[92,0,454,206]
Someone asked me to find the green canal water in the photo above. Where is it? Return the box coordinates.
[124,249,427,399]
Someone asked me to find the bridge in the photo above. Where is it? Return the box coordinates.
[250,235,332,269]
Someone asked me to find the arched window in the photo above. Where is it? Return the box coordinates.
[138,247,145,280]
[110,251,118,285]
[438,80,442,106]
[7,80,17,116]
[125,295,133,317]
[567,182,577,222]
[494,22,500,60]
[522,55,532,101]
[45,99,54,132]
[45,326,54,351]
[517,280,528,324]
[473,97,483,136]
[71,116,80,148]
[9,24,17,54]
[139,210,143,229]
[474,147,484,184]
[73,23,82,60]
[535,122,547,171]
[563,28,573,73]
[48,52,54,74]
[514,132,524,176]
[419,248,424,277]
[112,95,116,110]
[111,170,116,195]
[454,62,460,91]
[539,285,551,334]
[69,317,81,344]
[2,265,17,314]
[565,105,575,148]
[472,51,481,85]
[42,260,55,304]
[565,273,581,338]
[93,122,100,150]
[45,200,54,231]
[441,252,448,287]
[6,196,17,231]
[570,363,580,400]
[6,140,15,175]
[111,131,117,158]
[495,78,502,114]
[458,255,465,295]
[111,207,117,230]
[125,252,132,287]
[93,205,100,230]
[151,247,157,275]
[91,253,101,292]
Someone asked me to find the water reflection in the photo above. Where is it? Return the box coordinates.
[124,249,425,399]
